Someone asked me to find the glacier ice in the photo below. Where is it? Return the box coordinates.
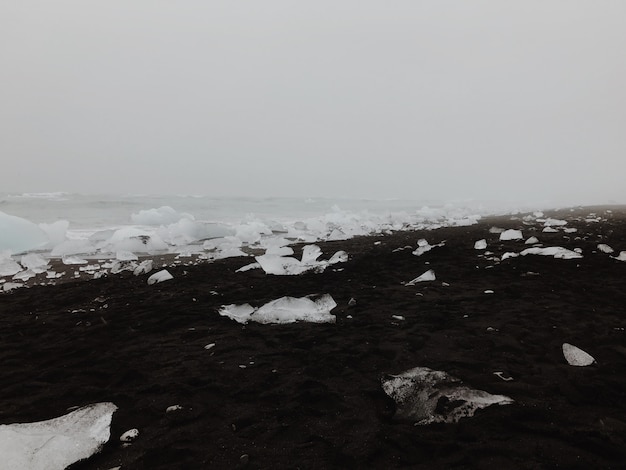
[597,244,614,254]
[255,245,347,275]
[406,269,436,285]
[520,246,582,259]
[499,229,523,241]
[20,253,49,273]
[382,367,513,424]
[562,343,595,366]
[0,402,117,470]
[474,239,487,250]
[0,252,22,276]
[0,211,49,254]
[525,236,539,245]
[219,294,337,324]
[147,269,173,285]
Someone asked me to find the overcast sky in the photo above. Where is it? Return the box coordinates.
[1,1,625,205]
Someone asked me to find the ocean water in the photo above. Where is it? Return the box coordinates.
[0,192,451,231]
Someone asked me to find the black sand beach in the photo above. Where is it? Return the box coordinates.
[1,206,625,469]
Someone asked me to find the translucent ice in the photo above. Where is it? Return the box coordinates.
[39,220,69,248]
[0,402,117,470]
[597,244,614,254]
[255,245,346,275]
[382,367,513,424]
[0,252,22,276]
[0,211,49,254]
[20,253,49,273]
[131,206,192,225]
[219,294,337,324]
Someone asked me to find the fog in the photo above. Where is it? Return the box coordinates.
[2,1,625,206]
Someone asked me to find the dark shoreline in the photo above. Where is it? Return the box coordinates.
[1,206,625,469]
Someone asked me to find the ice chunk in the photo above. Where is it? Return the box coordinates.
[525,236,539,245]
[300,245,322,264]
[133,260,153,276]
[562,343,595,366]
[219,294,337,324]
[0,211,49,254]
[597,244,614,254]
[107,228,168,253]
[328,250,348,264]
[0,402,117,470]
[412,240,445,256]
[406,269,436,285]
[520,246,583,259]
[3,282,24,292]
[489,226,504,234]
[235,262,261,273]
[544,218,567,226]
[116,251,138,261]
[382,367,513,424]
[51,239,95,257]
[613,251,626,261]
[147,269,173,285]
[499,229,523,241]
[501,252,519,261]
[255,245,346,275]
[13,270,37,282]
[0,252,22,276]
[39,220,69,248]
[20,253,49,273]
[542,227,558,233]
[474,239,487,250]
[131,206,192,225]
[62,255,88,265]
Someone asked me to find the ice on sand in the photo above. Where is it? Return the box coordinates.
[147,269,173,285]
[597,244,614,254]
[412,239,445,257]
[219,294,337,324]
[525,236,539,245]
[612,251,626,262]
[0,402,117,470]
[520,246,582,259]
[474,239,487,250]
[0,252,22,276]
[20,253,49,273]
[0,211,49,254]
[499,229,523,241]
[562,343,595,366]
[255,245,347,275]
[406,269,436,285]
[382,367,513,424]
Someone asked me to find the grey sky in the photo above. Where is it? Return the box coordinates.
[2,1,625,205]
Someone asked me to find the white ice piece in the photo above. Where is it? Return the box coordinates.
[525,236,539,245]
[562,343,595,366]
[255,245,346,275]
[0,252,22,276]
[147,269,173,285]
[133,260,153,276]
[544,218,568,227]
[0,402,117,470]
[499,229,523,241]
[412,239,445,256]
[61,255,88,265]
[119,428,139,443]
[542,227,558,233]
[474,239,487,250]
[382,367,513,424]
[520,246,583,259]
[116,250,138,261]
[613,251,626,261]
[20,253,49,273]
[406,269,436,285]
[219,294,337,324]
[597,244,614,254]
[501,252,519,261]
[0,211,49,254]
[39,220,69,248]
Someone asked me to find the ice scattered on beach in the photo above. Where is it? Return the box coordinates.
[406,270,436,285]
[412,239,445,256]
[562,343,595,366]
[133,259,153,276]
[255,245,347,275]
[62,255,88,265]
[382,367,513,424]
[499,229,523,241]
[0,402,117,470]
[219,294,337,324]
[147,269,173,285]
[525,236,539,245]
[520,246,583,259]
[474,239,487,250]
[597,244,614,254]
